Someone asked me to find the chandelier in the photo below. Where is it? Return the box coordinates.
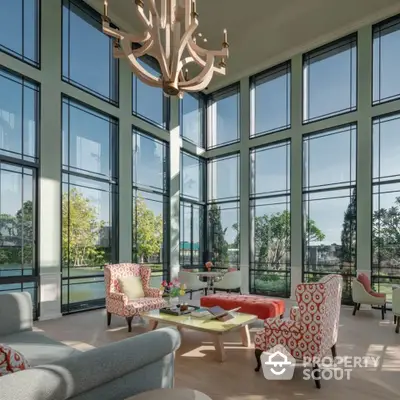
[102,0,229,98]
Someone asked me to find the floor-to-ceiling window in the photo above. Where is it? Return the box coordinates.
[207,154,240,268]
[0,68,39,317]
[0,0,39,66]
[249,141,291,297]
[180,151,205,269]
[133,130,168,287]
[61,98,118,313]
[62,0,119,104]
[302,125,357,303]
[371,16,400,303]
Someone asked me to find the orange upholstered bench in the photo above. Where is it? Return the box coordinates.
[200,294,285,320]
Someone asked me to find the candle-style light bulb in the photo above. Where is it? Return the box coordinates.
[184,69,189,80]
[223,29,227,43]
[104,0,108,17]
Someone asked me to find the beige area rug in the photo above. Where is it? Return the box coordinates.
[35,297,400,400]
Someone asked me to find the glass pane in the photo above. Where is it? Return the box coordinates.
[62,277,105,311]
[0,282,37,317]
[251,142,290,197]
[0,70,38,162]
[0,0,38,65]
[181,94,203,146]
[373,114,400,183]
[62,175,113,279]
[252,63,291,136]
[303,126,356,190]
[303,37,357,122]
[303,189,356,285]
[62,0,118,103]
[62,99,116,180]
[208,154,239,201]
[133,191,164,268]
[208,202,239,267]
[133,132,167,192]
[0,165,35,278]
[373,17,400,104]
[181,152,203,201]
[208,87,239,148]
[132,59,165,127]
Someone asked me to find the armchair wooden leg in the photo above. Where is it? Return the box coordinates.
[126,316,133,333]
[190,291,193,300]
[352,303,358,316]
[357,303,361,310]
[394,315,397,324]
[254,348,263,372]
[381,305,385,320]
[313,364,321,389]
[205,288,208,296]
[396,318,400,334]
[331,344,337,359]
[107,312,112,326]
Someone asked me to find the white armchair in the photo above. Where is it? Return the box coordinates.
[352,277,386,320]
[213,270,241,293]
[393,286,400,333]
[178,271,208,300]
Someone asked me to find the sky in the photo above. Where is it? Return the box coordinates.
[1,0,400,257]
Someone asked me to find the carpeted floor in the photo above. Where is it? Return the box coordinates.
[35,295,400,400]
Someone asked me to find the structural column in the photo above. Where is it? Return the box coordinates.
[118,60,133,262]
[169,97,181,280]
[356,26,373,279]
[39,0,63,320]
[290,54,304,299]
[239,78,250,294]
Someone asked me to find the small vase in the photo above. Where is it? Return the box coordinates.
[169,296,179,307]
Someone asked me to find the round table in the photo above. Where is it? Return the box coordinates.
[125,388,212,400]
[194,271,224,290]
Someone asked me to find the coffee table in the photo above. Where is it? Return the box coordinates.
[143,309,257,362]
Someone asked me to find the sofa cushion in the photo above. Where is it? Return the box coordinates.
[119,276,145,299]
[0,331,80,367]
[0,344,30,376]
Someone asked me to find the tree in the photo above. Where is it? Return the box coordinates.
[233,211,325,269]
[208,203,229,265]
[133,197,163,263]
[62,188,105,267]
[341,190,356,265]
[373,196,400,269]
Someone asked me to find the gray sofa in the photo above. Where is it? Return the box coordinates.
[0,293,181,400]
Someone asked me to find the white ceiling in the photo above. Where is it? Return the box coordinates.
[86,0,400,92]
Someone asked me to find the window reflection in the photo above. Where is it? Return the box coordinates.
[207,86,240,148]
[181,152,203,202]
[303,126,357,303]
[132,59,166,128]
[62,0,118,103]
[62,98,117,313]
[251,62,291,136]
[0,0,39,65]
[181,94,203,147]
[303,36,357,122]
[250,142,291,297]
[373,17,400,104]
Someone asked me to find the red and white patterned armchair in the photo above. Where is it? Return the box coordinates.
[254,274,343,388]
[105,263,166,332]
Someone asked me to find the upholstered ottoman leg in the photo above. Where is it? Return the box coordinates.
[107,312,112,326]
[255,348,263,372]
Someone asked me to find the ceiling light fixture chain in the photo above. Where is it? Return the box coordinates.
[102,0,229,97]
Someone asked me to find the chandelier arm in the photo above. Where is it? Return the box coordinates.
[120,37,162,87]
[160,0,167,29]
[102,21,123,40]
[186,40,227,75]
[170,20,198,85]
[180,68,215,92]
[132,39,155,57]
[135,2,152,29]
[178,54,214,87]
[189,38,229,58]
[148,0,170,80]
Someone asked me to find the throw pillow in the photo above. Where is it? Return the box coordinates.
[118,276,145,299]
[0,344,30,376]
